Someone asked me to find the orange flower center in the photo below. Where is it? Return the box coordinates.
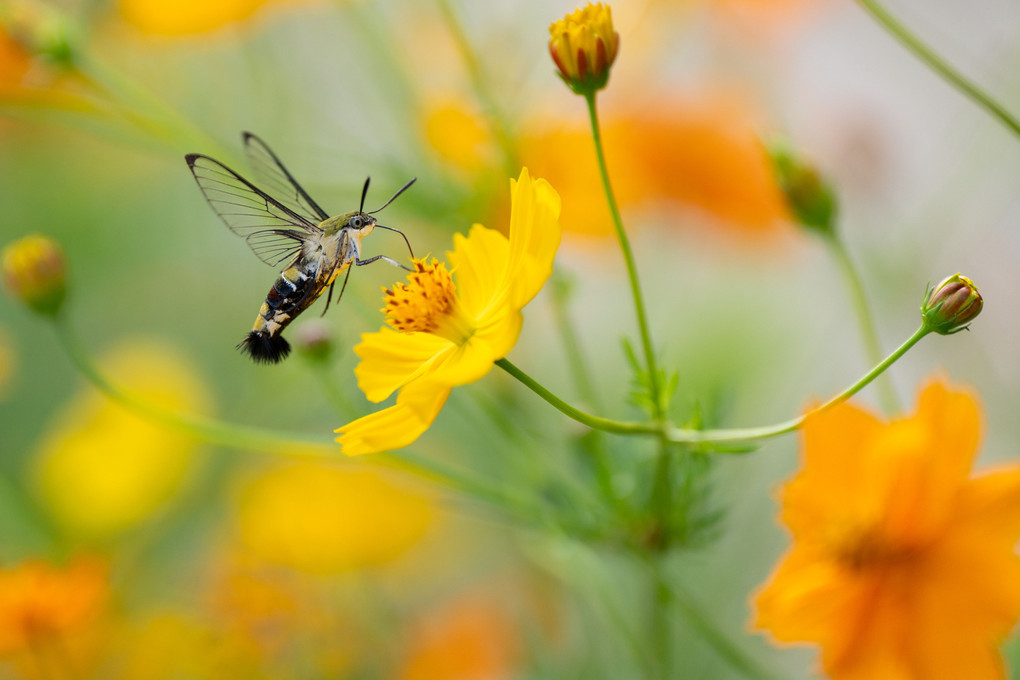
[383,258,474,344]
[832,525,921,571]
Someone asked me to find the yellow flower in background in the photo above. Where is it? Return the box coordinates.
[754,380,1020,679]
[118,0,323,36]
[0,558,107,655]
[549,3,619,94]
[423,99,499,176]
[32,340,209,539]
[119,0,264,35]
[336,168,561,455]
[237,462,436,573]
[400,594,520,680]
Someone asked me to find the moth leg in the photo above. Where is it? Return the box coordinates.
[320,279,337,317]
[356,254,412,272]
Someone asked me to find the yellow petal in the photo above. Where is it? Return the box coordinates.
[505,168,562,309]
[447,224,510,320]
[336,382,451,456]
[354,328,455,403]
[427,333,501,388]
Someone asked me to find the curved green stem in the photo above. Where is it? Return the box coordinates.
[497,324,931,446]
[50,316,534,511]
[584,92,664,423]
[826,235,900,414]
[855,0,1020,140]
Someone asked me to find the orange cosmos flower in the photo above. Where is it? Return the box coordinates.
[336,168,561,455]
[753,380,1020,679]
[520,96,788,238]
[0,558,107,655]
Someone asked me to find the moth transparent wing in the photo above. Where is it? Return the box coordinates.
[245,229,307,267]
[186,153,317,266]
[242,132,330,223]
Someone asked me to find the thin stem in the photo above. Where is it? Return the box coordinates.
[826,235,900,413]
[549,274,618,505]
[854,0,1020,140]
[50,316,535,511]
[660,574,786,680]
[496,358,660,436]
[497,323,931,445]
[434,0,519,176]
[584,92,664,422]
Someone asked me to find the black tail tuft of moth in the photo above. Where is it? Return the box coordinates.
[238,330,291,364]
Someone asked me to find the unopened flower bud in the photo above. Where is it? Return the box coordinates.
[2,234,66,316]
[921,274,982,335]
[295,320,334,362]
[767,140,837,235]
[549,3,619,96]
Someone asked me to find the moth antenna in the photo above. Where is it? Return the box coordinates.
[368,177,416,214]
[360,177,371,213]
[375,224,415,259]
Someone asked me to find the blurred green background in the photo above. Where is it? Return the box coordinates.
[2,0,1020,677]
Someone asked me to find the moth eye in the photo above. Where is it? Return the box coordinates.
[351,216,363,228]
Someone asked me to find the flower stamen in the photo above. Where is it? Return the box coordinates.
[383,258,474,344]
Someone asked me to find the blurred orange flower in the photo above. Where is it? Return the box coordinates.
[400,595,519,680]
[520,96,788,237]
[0,558,107,655]
[0,28,31,89]
[754,380,1020,679]
[237,462,436,574]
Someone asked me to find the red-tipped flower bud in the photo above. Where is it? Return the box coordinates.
[2,234,67,317]
[549,3,619,96]
[921,274,982,335]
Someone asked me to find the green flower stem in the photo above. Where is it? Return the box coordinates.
[435,0,519,177]
[826,235,900,414]
[73,53,230,157]
[584,92,664,423]
[854,0,1020,140]
[657,572,786,680]
[51,317,536,514]
[497,323,931,445]
[549,274,618,506]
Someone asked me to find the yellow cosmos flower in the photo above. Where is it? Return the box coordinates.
[549,3,619,94]
[753,380,1020,679]
[237,462,436,573]
[32,340,209,539]
[336,168,561,455]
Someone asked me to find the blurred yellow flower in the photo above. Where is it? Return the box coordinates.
[400,594,519,680]
[119,0,264,35]
[237,462,436,573]
[754,380,1020,679]
[32,340,210,539]
[118,0,322,36]
[336,168,561,455]
[423,98,498,176]
[520,96,788,238]
[0,558,107,655]
[549,2,619,94]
